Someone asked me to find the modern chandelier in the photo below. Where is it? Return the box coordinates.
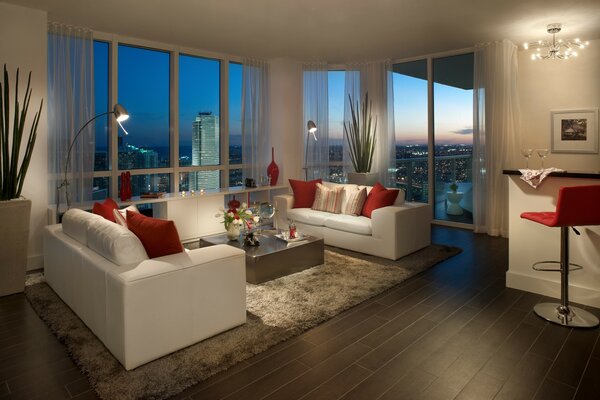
[523,23,589,60]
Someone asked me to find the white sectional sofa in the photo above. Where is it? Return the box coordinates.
[274,182,431,260]
[43,209,246,370]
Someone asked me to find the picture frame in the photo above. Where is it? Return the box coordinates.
[551,108,599,154]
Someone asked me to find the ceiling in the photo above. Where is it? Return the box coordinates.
[7,0,600,62]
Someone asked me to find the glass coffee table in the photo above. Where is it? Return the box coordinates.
[199,232,324,284]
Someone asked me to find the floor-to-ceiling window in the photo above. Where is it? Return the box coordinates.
[92,40,110,200]
[117,44,171,195]
[392,59,429,202]
[178,54,221,191]
[92,36,245,198]
[433,53,474,224]
[228,62,243,187]
[328,70,345,182]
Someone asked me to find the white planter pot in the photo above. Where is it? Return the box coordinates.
[446,192,464,215]
[347,172,378,186]
[0,198,31,296]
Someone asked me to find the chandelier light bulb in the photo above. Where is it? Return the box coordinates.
[523,43,529,49]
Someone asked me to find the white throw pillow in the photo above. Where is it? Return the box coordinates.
[113,204,140,227]
[87,217,149,266]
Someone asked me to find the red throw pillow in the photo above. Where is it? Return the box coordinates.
[126,210,184,258]
[92,198,119,222]
[361,182,399,218]
[289,179,323,208]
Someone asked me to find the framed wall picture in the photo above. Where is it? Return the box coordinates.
[551,108,599,154]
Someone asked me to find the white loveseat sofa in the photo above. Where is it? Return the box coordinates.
[274,182,431,260]
[43,209,246,370]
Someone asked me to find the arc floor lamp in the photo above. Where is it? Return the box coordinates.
[303,120,317,180]
[55,103,129,222]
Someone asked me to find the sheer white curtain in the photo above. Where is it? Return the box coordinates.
[473,40,521,237]
[302,62,329,180]
[344,61,396,186]
[241,58,270,184]
[48,23,94,207]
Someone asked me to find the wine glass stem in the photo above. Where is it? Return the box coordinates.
[541,159,544,169]
[526,158,529,169]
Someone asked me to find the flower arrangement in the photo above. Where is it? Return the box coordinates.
[216,202,259,231]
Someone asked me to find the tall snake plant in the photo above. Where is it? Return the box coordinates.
[0,65,43,200]
[343,92,377,173]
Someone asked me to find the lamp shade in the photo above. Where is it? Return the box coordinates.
[307,120,317,133]
[113,104,129,122]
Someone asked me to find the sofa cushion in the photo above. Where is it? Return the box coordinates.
[287,208,330,226]
[289,179,322,208]
[92,198,119,222]
[312,183,343,214]
[87,216,149,266]
[61,208,104,245]
[325,214,373,235]
[126,211,184,259]
[362,182,399,218]
[342,187,367,216]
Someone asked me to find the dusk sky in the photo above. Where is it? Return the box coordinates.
[95,41,472,152]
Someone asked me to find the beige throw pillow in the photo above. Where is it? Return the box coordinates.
[312,183,344,214]
[113,204,140,227]
[342,187,367,216]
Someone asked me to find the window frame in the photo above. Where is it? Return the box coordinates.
[92,31,248,196]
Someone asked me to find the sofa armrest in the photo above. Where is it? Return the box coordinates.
[371,202,432,259]
[274,194,294,230]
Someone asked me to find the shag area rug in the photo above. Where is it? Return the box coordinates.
[25,244,460,400]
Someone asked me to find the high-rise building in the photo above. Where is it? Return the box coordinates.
[191,112,220,189]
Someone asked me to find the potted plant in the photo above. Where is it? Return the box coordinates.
[344,92,378,186]
[0,65,43,296]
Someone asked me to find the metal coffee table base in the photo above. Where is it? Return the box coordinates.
[200,233,324,284]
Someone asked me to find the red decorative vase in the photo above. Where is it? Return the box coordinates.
[119,172,127,201]
[120,172,132,201]
[125,171,132,200]
[267,147,279,186]
[228,195,241,210]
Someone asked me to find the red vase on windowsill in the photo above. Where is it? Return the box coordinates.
[267,147,279,186]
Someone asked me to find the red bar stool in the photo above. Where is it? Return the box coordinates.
[521,185,600,328]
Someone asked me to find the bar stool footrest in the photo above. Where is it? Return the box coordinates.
[534,303,599,328]
[532,260,583,272]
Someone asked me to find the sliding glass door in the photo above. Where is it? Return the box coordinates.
[433,53,474,224]
[393,52,474,226]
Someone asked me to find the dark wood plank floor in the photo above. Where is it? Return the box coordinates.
[1,226,599,399]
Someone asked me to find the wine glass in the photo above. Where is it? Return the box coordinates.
[536,149,549,169]
[520,149,533,169]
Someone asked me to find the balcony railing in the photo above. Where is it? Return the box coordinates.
[395,154,473,202]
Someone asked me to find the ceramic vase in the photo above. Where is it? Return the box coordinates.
[119,172,127,201]
[267,147,279,186]
[226,223,241,241]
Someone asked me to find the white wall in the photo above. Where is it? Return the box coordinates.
[518,38,600,171]
[269,59,304,182]
[0,2,48,270]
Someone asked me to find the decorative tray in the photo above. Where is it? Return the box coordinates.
[274,233,307,243]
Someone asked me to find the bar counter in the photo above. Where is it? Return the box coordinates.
[504,170,600,307]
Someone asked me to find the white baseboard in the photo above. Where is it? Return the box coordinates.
[506,270,600,308]
[27,254,43,271]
